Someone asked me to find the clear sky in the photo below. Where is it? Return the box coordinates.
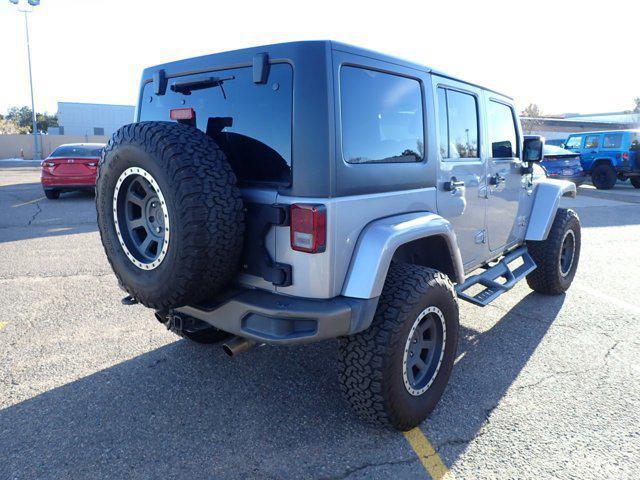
[0,0,638,117]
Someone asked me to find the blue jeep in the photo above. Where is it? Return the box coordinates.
[564,130,640,189]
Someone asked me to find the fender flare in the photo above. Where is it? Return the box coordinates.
[525,179,576,241]
[341,212,464,299]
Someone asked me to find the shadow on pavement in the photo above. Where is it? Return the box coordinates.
[0,292,565,478]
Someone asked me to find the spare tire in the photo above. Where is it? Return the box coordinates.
[96,121,244,310]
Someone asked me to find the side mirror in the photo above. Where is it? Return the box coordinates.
[523,135,544,163]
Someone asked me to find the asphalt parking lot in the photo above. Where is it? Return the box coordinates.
[1,161,639,479]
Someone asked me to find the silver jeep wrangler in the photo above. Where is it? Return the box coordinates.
[96,41,580,431]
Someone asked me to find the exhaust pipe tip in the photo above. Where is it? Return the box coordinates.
[222,336,256,357]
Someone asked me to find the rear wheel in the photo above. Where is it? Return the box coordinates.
[526,208,581,295]
[338,264,459,431]
[630,177,640,189]
[591,164,616,190]
[44,189,59,200]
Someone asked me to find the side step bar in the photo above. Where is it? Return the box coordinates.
[455,246,537,307]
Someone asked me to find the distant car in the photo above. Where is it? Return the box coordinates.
[540,144,586,186]
[545,139,566,147]
[564,129,640,189]
[41,143,104,199]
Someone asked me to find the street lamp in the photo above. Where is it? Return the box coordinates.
[9,0,41,160]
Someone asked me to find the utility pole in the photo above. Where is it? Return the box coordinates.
[10,0,41,159]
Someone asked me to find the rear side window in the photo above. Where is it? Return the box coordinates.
[584,135,600,149]
[140,63,292,184]
[631,133,640,151]
[50,145,102,157]
[340,66,424,164]
[565,136,583,149]
[437,87,479,159]
[603,134,622,148]
[487,100,518,158]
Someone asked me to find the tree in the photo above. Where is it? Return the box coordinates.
[520,104,544,134]
[5,106,58,133]
[0,118,29,134]
[633,97,640,113]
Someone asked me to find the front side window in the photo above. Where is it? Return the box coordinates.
[437,87,479,159]
[565,136,583,149]
[487,100,517,158]
[584,135,600,149]
[341,66,424,164]
[603,134,622,148]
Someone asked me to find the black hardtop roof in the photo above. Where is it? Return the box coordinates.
[142,40,512,100]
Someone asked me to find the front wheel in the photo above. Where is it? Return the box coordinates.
[338,264,459,431]
[630,177,640,189]
[526,208,581,295]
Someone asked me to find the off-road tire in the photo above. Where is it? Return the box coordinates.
[159,311,231,344]
[630,177,640,189]
[44,189,59,200]
[96,121,244,310]
[591,164,616,190]
[526,208,580,295]
[338,263,459,431]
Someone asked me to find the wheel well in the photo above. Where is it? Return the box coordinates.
[391,235,457,282]
[592,159,613,169]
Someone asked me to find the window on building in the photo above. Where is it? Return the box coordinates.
[94,127,105,135]
[565,136,583,149]
[341,66,424,164]
[487,100,518,158]
[437,87,479,159]
[584,135,600,149]
[602,134,622,148]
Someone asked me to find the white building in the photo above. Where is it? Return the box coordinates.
[53,101,135,136]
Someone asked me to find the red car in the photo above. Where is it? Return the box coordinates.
[41,143,104,199]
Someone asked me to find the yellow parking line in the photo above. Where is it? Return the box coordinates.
[404,427,455,480]
[12,196,45,208]
[0,322,7,330]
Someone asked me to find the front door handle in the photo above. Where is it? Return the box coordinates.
[443,178,465,192]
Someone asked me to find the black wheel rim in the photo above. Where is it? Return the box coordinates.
[113,167,170,270]
[559,229,575,277]
[403,306,446,396]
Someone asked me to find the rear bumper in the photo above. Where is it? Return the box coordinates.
[175,289,379,345]
[41,173,96,188]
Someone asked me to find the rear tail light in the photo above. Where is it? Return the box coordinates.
[169,108,195,121]
[290,204,326,253]
[43,161,54,167]
[622,152,629,163]
[88,162,96,167]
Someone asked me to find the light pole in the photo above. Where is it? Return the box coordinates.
[9,0,40,160]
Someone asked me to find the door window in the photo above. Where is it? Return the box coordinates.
[487,100,518,158]
[584,135,600,149]
[565,136,583,149]
[437,87,479,159]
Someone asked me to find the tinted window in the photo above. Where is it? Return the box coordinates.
[140,64,292,184]
[584,135,600,149]
[437,88,449,158]
[487,100,517,158]
[603,134,622,148]
[438,88,479,159]
[565,136,583,149]
[50,145,103,157]
[341,66,424,164]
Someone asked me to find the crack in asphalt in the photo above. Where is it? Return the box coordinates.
[25,200,42,226]
[320,457,417,480]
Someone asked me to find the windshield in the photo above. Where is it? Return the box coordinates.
[50,145,103,157]
[564,136,582,149]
